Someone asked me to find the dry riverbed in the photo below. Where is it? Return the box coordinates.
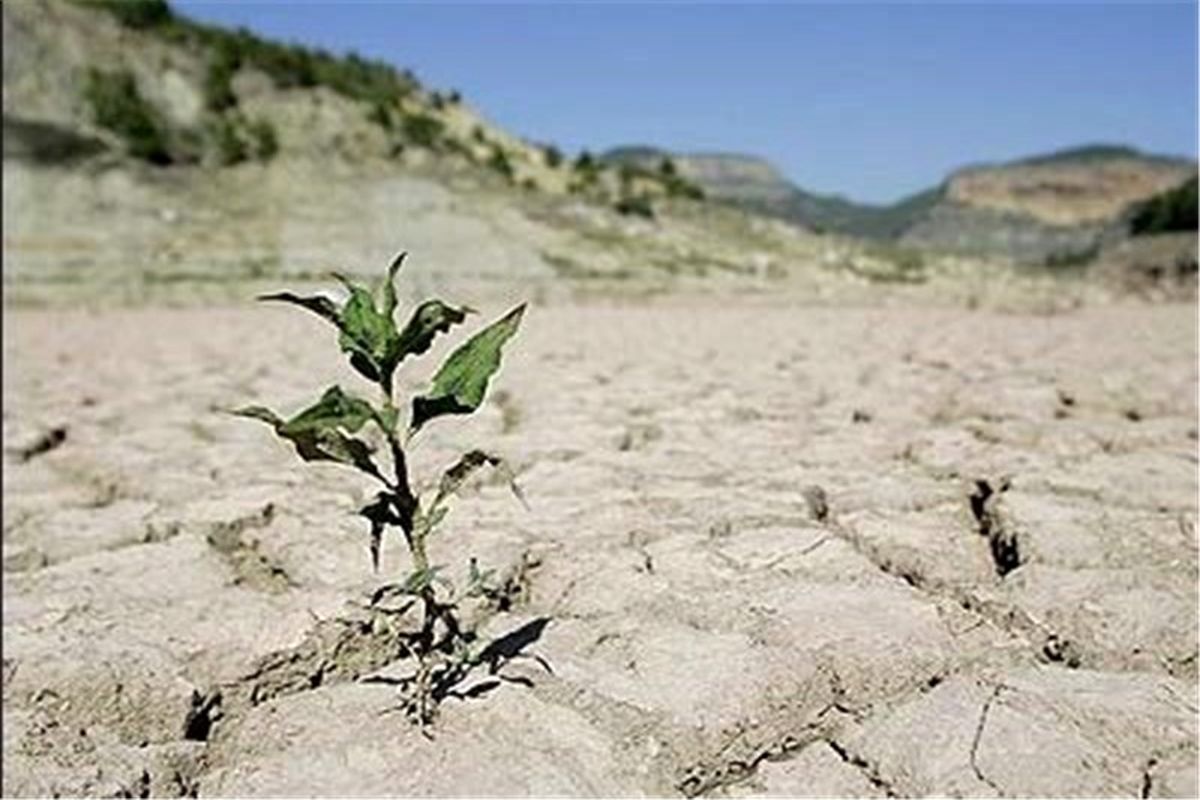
[3,299,1197,796]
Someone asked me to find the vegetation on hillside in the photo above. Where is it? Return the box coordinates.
[71,0,708,214]
[82,67,173,164]
[1015,143,1186,168]
[84,0,419,106]
[732,183,942,240]
[1130,177,1198,236]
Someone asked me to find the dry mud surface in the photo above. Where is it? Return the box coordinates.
[3,300,1197,797]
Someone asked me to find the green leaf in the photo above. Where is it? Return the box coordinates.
[370,566,453,604]
[466,557,496,598]
[402,566,444,595]
[411,304,526,432]
[236,387,385,481]
[279,386,375,436]
[394,300,471,364]
[296,431,379,477]
[232,405,284,427]
[334,274,397,384]
[257,292,340,326]
[413,505,448,540]
[380,251,407,319]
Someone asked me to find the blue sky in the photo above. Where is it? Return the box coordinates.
[173,1,1197,205]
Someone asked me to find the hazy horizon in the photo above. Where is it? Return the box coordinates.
[173,1,1198,205]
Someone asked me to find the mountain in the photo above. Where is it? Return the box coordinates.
[605,144,1197,265]
[602,147,935,239]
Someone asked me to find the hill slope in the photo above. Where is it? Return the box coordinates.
[9,0,820,305]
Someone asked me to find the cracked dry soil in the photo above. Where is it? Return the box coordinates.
[3,300,1197,797]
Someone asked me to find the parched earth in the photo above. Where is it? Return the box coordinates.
[3,298,1197,797]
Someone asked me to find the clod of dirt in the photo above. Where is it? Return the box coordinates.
[483,552,542,612]
[1041,634,1082,669]
[204,505,294,593]
[182,690,222,742]
[234,614,411,709]
[617,423,663,452]
[802,485,830,523]
[967,478,1021,577]
[851,409,872,423]
[1054,389,1076,419]
[14,426,67,462]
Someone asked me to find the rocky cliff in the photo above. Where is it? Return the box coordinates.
[900,146,1196,263]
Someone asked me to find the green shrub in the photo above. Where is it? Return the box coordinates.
[667,179,705,201]
[203,43,240,112]
[852,244,927,283]
[571,150,601,191]
[1043,244,1099,269]
[82,68,172,164]
[617,164,638,189]
[236,253,537,729]
[889,247,925,275]
[541,144,562,169]
[401,111,444,149]
[574,150,596,172]
[367,101,394,131]
[487,146,514,181]
[247,117,279,161]
[1131,177,1198,235]
[210,116,247,165]
[83,0,431,126]
[83,0,172,29]
[615,194,655,219]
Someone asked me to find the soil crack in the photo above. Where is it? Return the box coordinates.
[969,683,1005,795]
[825,736,899,797]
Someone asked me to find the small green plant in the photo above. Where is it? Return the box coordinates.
[235,253,534,729]
[82,68,172,164]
